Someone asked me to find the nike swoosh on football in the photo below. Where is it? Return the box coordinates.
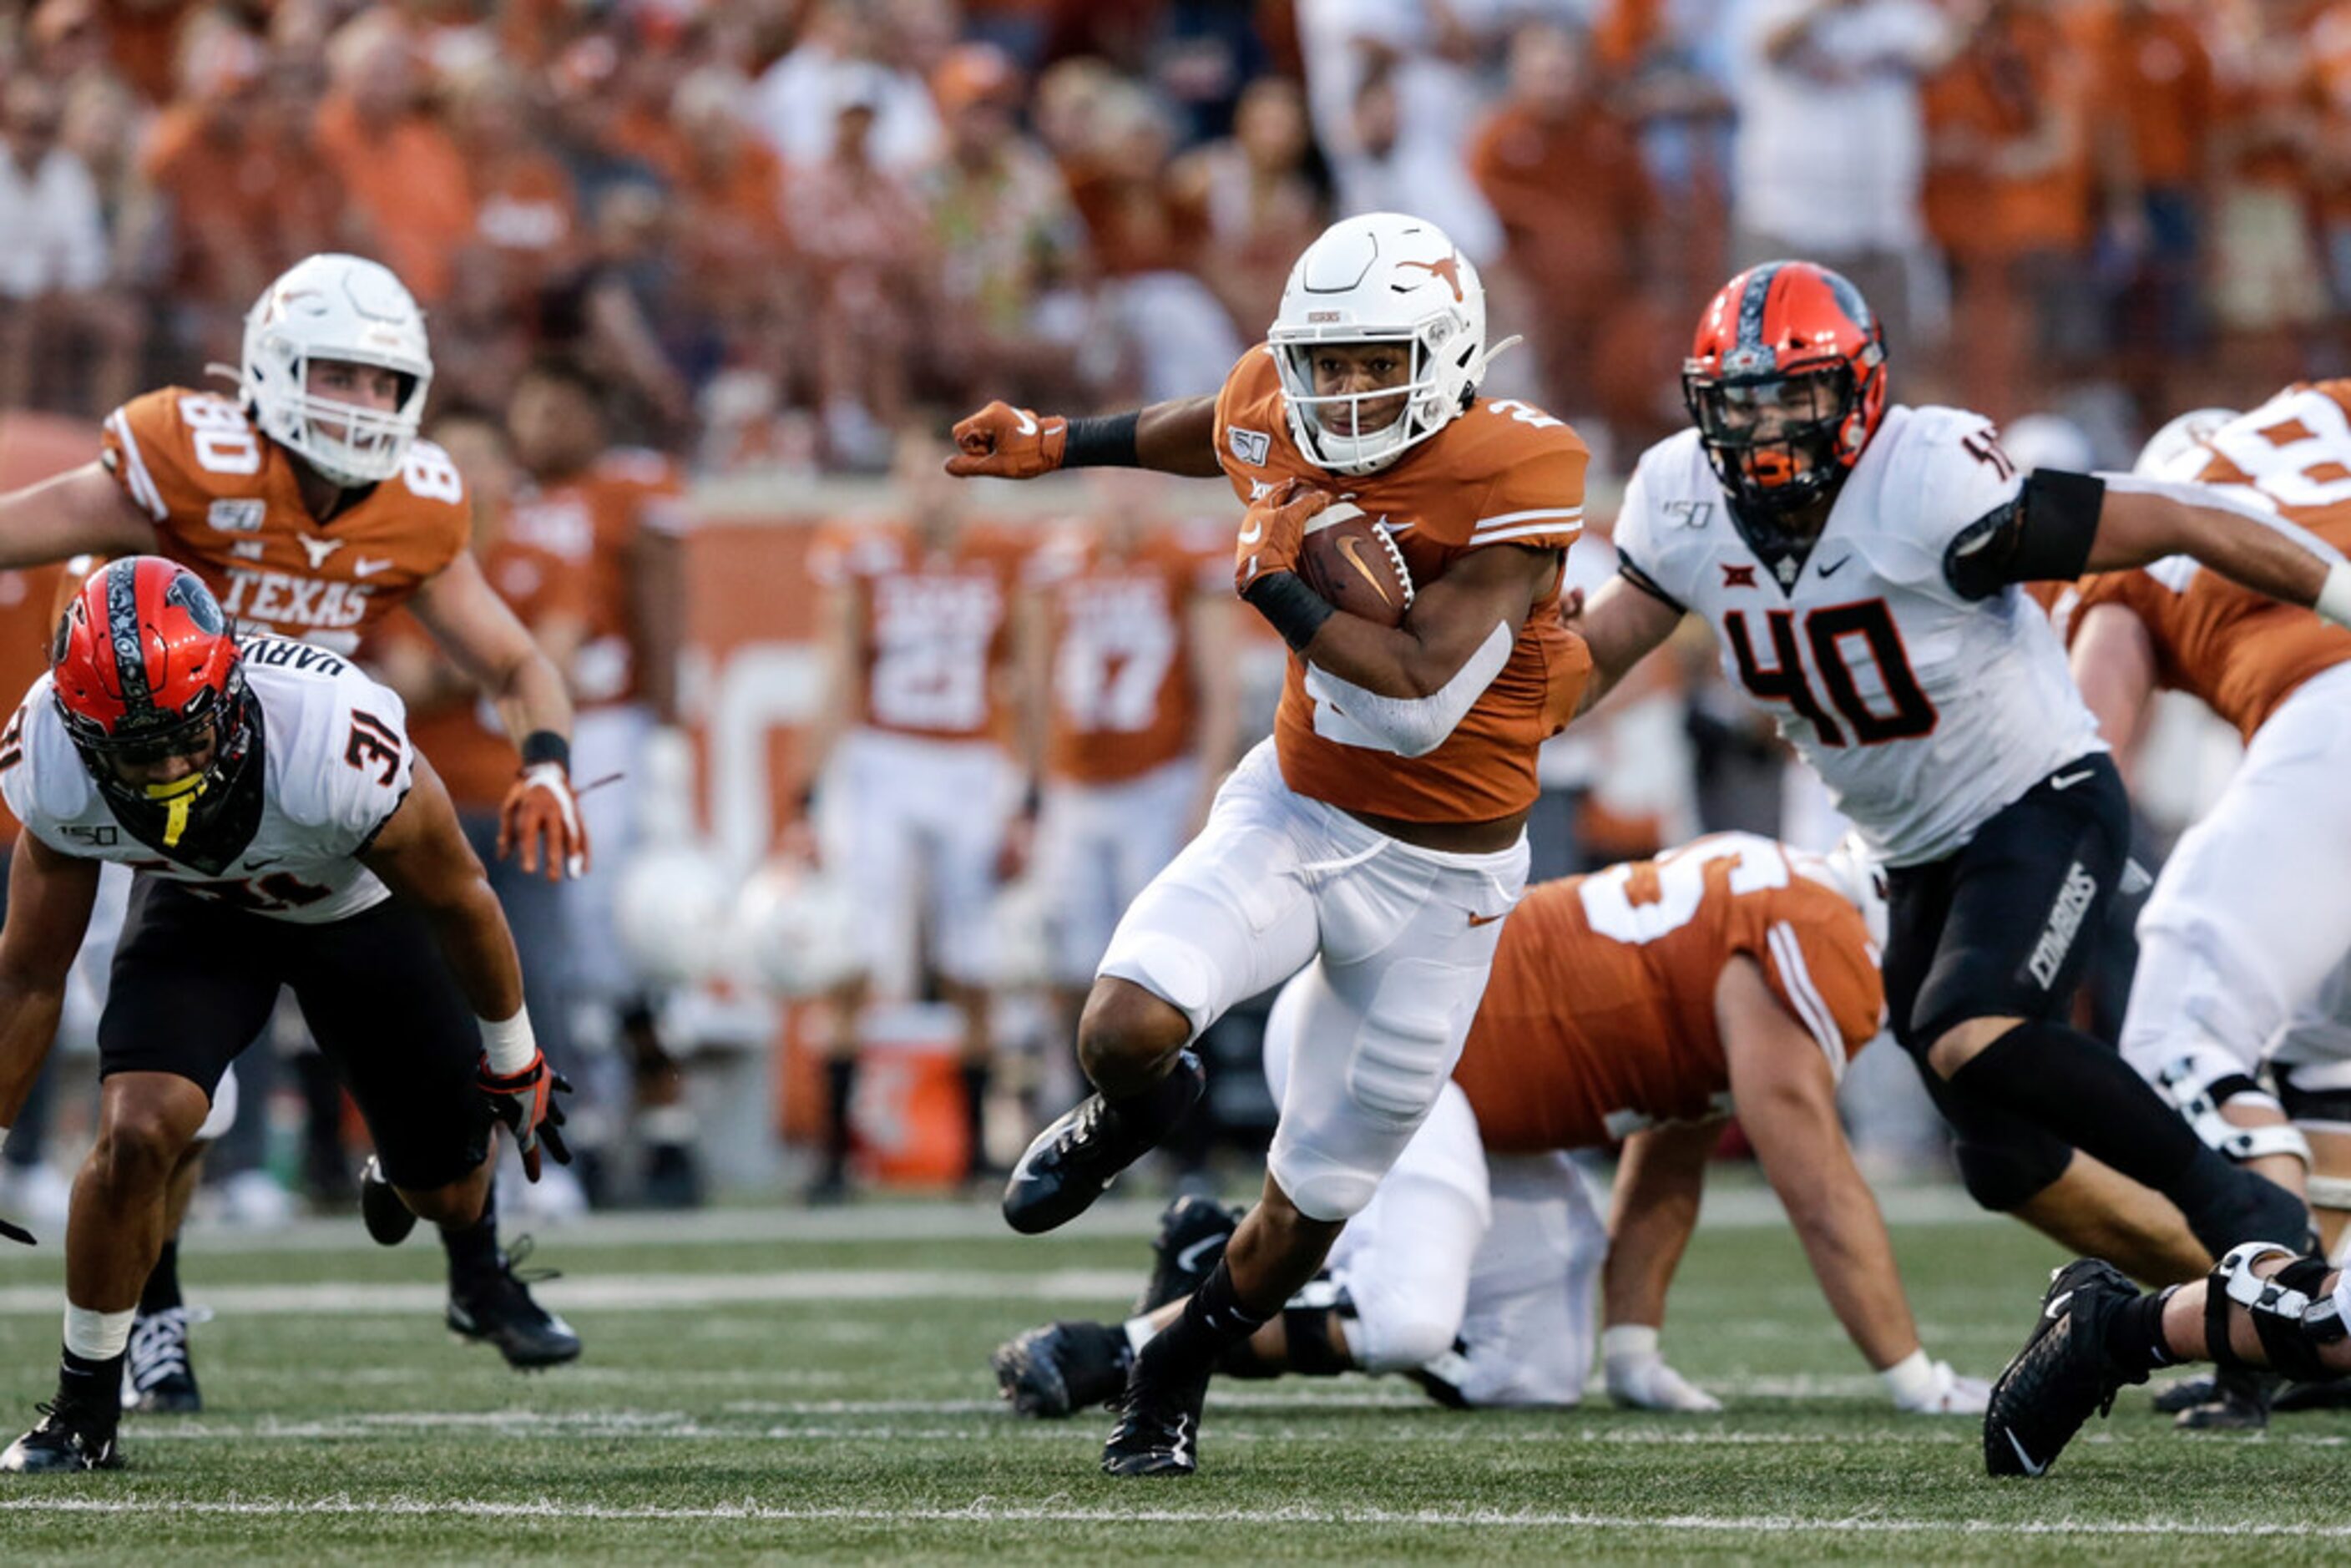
[1817,555,1853,577]
[1336,536,1394,603]
[2049,769,2094,791]
[2001,1426,2046,1476]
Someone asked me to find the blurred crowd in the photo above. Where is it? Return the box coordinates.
[0,0,2347,481]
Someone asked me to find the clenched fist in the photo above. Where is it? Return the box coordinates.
[946,402,1068,479]
[1234,478,1331,596]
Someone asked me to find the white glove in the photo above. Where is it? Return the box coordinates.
[1881,1348,1990,1414]
[1602,1325,1722,1413]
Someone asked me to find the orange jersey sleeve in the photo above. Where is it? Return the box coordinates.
[102,388,469,654]
[1453,836,1880,1153]
[1213,346,1592,822]
[2061,382,2351,741]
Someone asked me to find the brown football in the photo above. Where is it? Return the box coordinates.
[1299,503,1413,628]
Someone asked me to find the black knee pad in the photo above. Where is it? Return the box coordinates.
[2277,1069,2351,1130]
[1954,1133,2072,1211]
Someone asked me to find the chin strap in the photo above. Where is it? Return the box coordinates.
[144,771,208,847]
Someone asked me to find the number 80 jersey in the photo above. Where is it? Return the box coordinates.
[1613,405,2101,867]
[100,387,469,655]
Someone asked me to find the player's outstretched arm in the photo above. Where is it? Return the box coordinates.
[945,397,1223,480]
[1601,1120,1722,1412]
[0,463,155,569]
[361,756,572,1178]
[1720,955,1984,1413]
[412,553,586,880]
[2084,477,2342,611]
[1567,577,1685,716]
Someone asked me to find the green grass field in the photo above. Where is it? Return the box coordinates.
[0,1182,2344,1564]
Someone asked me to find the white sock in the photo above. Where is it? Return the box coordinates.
[63,1304,134,1362]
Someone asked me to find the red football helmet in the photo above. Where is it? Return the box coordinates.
[51,557,255,846]
[1682,261,1887,520]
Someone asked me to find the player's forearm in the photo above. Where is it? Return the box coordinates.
[1752,1103,1922,1370]
[2089,483,2334,609]
[421,883,527,1024]
[0,980,63,1128]
[488,646,574,753]
[1602,1123,1712,1328]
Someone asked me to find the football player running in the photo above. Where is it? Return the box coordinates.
[0,560,572,1473]
[1570,261,2340,1277]
[948,211,1591,1475]
[994,833,1990,1419]
[0,254,586,1402]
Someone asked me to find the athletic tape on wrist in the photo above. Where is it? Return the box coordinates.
[479,1011,538,1075]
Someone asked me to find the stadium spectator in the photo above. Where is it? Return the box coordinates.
[312,12,474,304]
[755,0,942,175]
[1165,74,1327,341]
[2207,0,2334,395]
[0,74,138,417]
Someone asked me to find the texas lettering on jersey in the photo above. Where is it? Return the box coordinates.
[1450,833,1883,1153]
[100,388,468,654]
[1613,405,2101,866]
[1214,346,1592,822]
[2054,382,2351,741]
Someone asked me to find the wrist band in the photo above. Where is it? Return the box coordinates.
[479,1011,538,1075]
[520,731,570,771]
[2318,560,2351,630]
[1243,571,1336,653]
[1064,410,1141,469]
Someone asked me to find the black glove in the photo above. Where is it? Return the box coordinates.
[478,1050,574,1182]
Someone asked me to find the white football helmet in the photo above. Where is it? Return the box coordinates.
[240,253,432,488]
[1267,212,1493,477]
[1794,832,1888,953]
[733,857,865,999]
[2132,407,2240,484]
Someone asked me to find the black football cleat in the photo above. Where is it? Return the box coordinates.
[2272,1376,2351,1413]
[1101,1344,1211,1478]
[993,1321,1131,1419]
[1984,1258,2147,1478]
[2173,1365,2277,1430]
[360,1156,419,1247]
[448,1239,580,1369]
[1136,1196,1244,1314]
[0,1400,123,1474]
[121,1306,209,1414]
[1004,1051,1204,1236]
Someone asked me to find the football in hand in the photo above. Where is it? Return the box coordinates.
[1298,503,1413,628]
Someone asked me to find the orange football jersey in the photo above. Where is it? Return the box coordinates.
[501,449,691,709]
[2058,382,2351,742]
[809,520,1025,744]
[99,387,468,655]
[380,537,589,809]
[1212,346,1591,822]
[1451,834,1884,1154]
[1025,518,1224,783]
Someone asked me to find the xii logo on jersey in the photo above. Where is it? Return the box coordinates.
[1228,427,1272,467]
[207,499,265,534]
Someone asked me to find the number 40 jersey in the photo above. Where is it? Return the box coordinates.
[0,638,414,922]
[1613,405,2101,867]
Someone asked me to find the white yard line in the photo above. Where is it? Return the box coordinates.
[0,1495,2345,1536]
[23,1185,1991,1256]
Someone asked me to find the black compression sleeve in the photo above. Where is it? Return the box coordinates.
[1242,571,1337,652]
[1063,411,1141,468]
[1944,469,2106,600]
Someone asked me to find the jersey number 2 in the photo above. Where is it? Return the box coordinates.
[1723,600,1936,746]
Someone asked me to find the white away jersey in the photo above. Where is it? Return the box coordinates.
[1613,405,2101,866]
[0,638,417,922]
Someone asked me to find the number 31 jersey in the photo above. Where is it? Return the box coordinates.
[100,387,469,655]
[0,639,415,923]
[1613,405,2100,866]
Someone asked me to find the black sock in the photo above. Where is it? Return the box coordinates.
[139,1240,183,1316]
[58,1345,122,1420]
[1950,1023,2233,1202]
[961,1062,992,1176]
[1136,1259,1272,1383]
[824,1059,857,1181]
[2101,1285,2177,1378]
[441,1179,500,1287]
